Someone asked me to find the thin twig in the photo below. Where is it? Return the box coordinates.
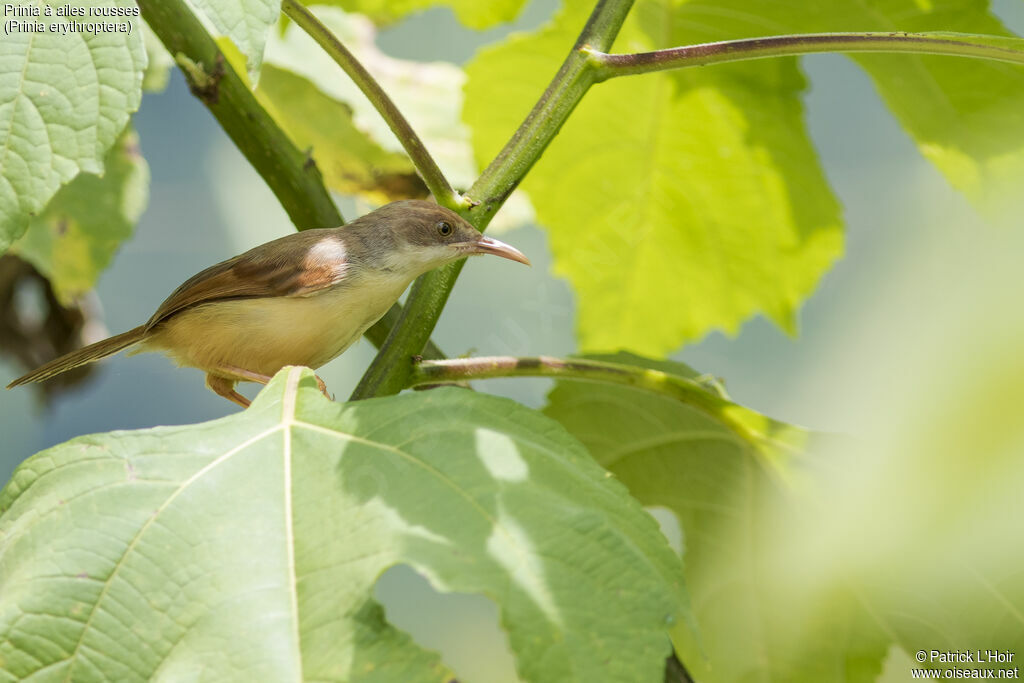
[280,0,460,207]
[408,355,804,454]
[589,31,1024,80]
[466,0,635,215]
[409,355,726,411]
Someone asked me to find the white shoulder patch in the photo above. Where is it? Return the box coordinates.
[306,236,348,265]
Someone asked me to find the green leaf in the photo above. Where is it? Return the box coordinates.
[670,0,1024,223]
[542,352,809,491]
[0,367,687,683]
[464,0,843,355]
[544,329,1024,679]
[0,0,145,254]
[312,0,528,30]
[256,64,427,202]
[12,128,149,304]
[755,225,1024,674]
[187,0,280,80]
[542,353,888,682]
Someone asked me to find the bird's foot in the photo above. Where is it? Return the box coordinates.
[206,374,251,408]
[206,366,274,408]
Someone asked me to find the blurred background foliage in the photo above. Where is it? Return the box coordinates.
[2,0,1024,681]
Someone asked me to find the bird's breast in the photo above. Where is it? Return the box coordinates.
[143,271,413,376]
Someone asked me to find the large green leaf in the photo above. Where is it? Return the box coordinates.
[256,64,427,202]
[671,0,1024,223]
[0,367,687,683]
[12,128,149,304]
[464,0,843,356]
[187,0,280,79]
[542,353,885,681]
[0,0,145,253]
[312,0,528,30]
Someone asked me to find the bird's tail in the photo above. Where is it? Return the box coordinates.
[6,325,147,388]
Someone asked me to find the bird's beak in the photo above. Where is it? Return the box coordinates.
[462,235,531,266]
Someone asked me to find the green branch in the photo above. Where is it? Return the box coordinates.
[280,0,460,208]
[137,0,443,359]
[409,356,724,406]
[350,267,462,398]
[408,355,784,450]
[351,0,636,400]
[467,0,634,215]
[589,31,1024,80]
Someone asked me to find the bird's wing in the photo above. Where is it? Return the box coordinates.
[145,230,350,330]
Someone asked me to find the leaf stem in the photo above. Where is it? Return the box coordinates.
[467,0,634,215]
[411,356,808,463]
[410,355,730,414]
[589,31,1024,80]
[352,0,635,400]
[280,0,460,208]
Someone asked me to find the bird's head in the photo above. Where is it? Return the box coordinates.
[353,200,530,277]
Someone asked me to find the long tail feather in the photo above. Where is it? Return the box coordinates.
[6,325,147,388]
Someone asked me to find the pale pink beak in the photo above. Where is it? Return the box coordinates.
[463,235,531,266]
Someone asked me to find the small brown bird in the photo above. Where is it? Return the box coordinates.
[7,200,529,407]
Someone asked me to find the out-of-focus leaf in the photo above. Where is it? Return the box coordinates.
[0,367,688,683]
[13,129,149,304]
[764,225,1024,674]
[670,0,1024,223]
[0,0,145,253]
[141,20,173,92]
[543,353,886,681]
[186,0,280,80]
[545,219,1024,679]
[464,0,843,356]
[312,0,528,30]
[256,65,427,202]
[544,352,809,467]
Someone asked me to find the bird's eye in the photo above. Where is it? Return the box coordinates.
[437,221,453,237]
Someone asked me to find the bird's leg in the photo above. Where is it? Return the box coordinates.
[208,364,332,404]
[205,374,251,408]
[205,365,274,409]
[216,365,273,385]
